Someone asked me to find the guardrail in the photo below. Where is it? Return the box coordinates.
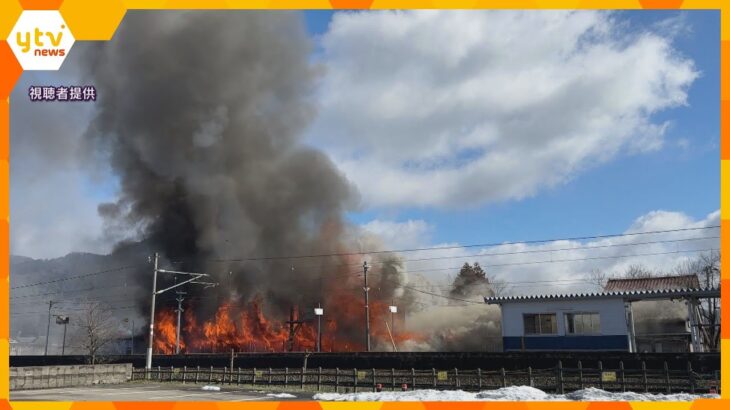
[132,360,720,394]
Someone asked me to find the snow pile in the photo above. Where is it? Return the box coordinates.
[201,385,221,391]
[266,393,297,398]
[565,387,719,402]
[475,386,549,400]
[314,386,720,402]
[314,389,477,402]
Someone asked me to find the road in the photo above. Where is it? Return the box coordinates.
[10,383,310,401]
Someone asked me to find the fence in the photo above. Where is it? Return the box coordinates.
[132,360,720,394]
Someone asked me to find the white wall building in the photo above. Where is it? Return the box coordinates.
[485,287,719,352]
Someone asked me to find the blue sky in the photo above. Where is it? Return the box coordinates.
[302,10,719,247]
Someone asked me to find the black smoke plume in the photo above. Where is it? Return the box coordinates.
[84,11,362,319]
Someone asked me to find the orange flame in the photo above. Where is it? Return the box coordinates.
[153,291,423,354]
[153,245,424,353]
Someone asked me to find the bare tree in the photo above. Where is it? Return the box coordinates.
[591,264,654,290]
[74,301,117,364]
[621,264,656,279]
[489,278,510,297]
[588,268,608,290]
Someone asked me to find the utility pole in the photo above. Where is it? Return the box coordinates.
[363,261,371,352]
[55,315,69,355]
[146,252,217,373]
[285,306,305,352]
[175,291,186,354]
[62,320,67,355]
[44,301,54,356]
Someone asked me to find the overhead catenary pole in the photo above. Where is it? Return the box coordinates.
[147,253,217,372]
[175,291,186,354]
[363,261,371,352]
[44,300,54,356]
[146,252,159,371]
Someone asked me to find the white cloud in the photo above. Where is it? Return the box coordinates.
[372,210,719,296]
[626,209,719,233]
[360,219,433,250]
[311,10,698,208]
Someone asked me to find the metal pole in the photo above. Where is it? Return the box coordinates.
[44,301,53,356]
[61,321,67,355]
[687,297,702,352]
[391,300,395,340]
[130,320,134,355]
[146,252,159,371]
[317,303,322,353]
[626,302,637,353]
[363,261,371,352]
[175,291,185,354]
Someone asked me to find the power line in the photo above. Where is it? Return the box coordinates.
[10,236,719,299]
[11,296,136,306]
[10,283,136,300]
[201,225,719,263]
[9,229,719,312]
[10,246,716,306]
[351,247,718,305]
[10,264,143,290]
[362,235,720,268]
[10,229,718,292]
[367,278,595,289]
[194,232,719,274]
[10,304,138,316]
[353,247,720,277]
[156,247,717,307]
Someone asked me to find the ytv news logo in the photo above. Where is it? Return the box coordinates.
[8,11,75,71]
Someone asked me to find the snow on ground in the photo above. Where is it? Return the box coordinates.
[201,385,221,391]
[313,386,720,402]
[266,393,297,398]
[564,388,719,402]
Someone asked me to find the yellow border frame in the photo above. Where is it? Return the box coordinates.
[0,0,727,408]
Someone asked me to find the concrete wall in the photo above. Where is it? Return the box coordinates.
[500,298,628,337]
[10,363,132,390]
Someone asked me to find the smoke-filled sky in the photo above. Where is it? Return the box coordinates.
[10,10,720,294]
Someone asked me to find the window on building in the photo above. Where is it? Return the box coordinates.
[523,313,557,335]
[565,313,600,334]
